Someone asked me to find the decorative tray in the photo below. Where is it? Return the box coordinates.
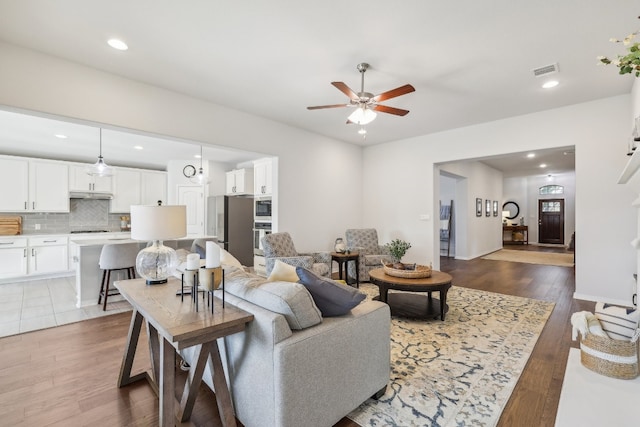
[382,262,432,278]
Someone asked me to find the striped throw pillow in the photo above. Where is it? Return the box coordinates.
[594,302,640,341]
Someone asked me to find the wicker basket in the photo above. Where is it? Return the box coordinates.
[383,263,432,278]
[579,332,639,379]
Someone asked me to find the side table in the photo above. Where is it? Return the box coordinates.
[331,252,360,288]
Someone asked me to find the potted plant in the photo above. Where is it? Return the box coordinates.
[385,239,412,264]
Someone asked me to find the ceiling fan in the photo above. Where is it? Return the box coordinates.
[307,63,415,125]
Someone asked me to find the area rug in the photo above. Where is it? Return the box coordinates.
[555,348,640,427]
[481,249,574,267]
[348,283,555,427]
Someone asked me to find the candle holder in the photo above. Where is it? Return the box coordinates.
[200,266,225,313]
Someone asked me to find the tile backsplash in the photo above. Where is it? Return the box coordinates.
[19,199,124,234]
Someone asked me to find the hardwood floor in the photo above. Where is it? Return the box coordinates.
[0,246,590,427]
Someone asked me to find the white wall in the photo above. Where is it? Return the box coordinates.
[439,161,503,260]
[363,95,635,305]
[526,172,576,245]
[0,42,362,252]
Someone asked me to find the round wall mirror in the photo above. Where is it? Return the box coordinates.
[502,201,519,220]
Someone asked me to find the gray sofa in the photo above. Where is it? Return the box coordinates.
[181,266,390,427]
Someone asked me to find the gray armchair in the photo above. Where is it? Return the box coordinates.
[261,232,330,277]
[345,228,393,282]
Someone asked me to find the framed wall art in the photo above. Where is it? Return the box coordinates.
[476,198,482,217]
[493,200,498,216]
[485,199,491,217]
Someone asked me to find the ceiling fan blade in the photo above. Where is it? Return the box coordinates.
[307,104,349,110]
[331,82,359,100]
[372,104,410,116]
[372,84,415,102]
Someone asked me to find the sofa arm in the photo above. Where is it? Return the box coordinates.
[272,301,391,427]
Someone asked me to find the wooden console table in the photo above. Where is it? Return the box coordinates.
[115,277,253,427]
[503,225,529,245]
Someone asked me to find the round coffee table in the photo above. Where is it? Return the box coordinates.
[368,268,452,321]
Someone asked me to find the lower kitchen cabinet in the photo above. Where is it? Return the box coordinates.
[0,237,28,279]
[28,236,68,275]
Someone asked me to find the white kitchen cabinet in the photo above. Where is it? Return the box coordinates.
[30,160,69,212]
[141,171,167,206]
[226,168,254,195]
[0,157,29,211]
[69,164,113,193]
[254,159,273,196]
[0,237,28,278]
[0,157,69,212]
[111,169,142,213]
[28,236,68,275]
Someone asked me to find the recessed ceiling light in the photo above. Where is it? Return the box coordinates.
[107,38,128,51]
[540,163,547,168]
[54,134,67,139]
[527,153,535,158]
[542,80,559,89]
[134,146,143,150]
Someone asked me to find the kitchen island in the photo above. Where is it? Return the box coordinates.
[73,237,209,308]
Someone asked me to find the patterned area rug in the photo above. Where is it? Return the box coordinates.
[348,283,555,427]
[481,249,574,267]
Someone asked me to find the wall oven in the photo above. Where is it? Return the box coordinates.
[255,198,272,220]
[253,222,272,255]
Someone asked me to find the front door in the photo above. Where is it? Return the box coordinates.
[538,199,564,244]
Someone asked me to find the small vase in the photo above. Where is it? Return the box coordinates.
[334,238,346,253]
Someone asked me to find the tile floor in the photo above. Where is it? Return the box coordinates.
[0,275,131,338]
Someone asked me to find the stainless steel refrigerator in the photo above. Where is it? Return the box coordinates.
[207,195,254,266]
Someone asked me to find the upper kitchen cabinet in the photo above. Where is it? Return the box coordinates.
[254,159,273,196]
[0,156,69,212]
[141,170,167,206]
[111,168,167,212]
[111,169,141,213]
[69,164,113,193]
[226,168,254,195]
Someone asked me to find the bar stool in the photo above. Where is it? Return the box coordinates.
[98,243,139,311]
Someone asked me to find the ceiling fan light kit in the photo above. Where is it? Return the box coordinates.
[307,62,415,130]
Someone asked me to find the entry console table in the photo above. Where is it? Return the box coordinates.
[503,225,529,245]
[115,277,253,427]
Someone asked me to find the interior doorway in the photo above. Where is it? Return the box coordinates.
[538,198,564,244]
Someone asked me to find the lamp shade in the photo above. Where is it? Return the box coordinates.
[130,205,187,241]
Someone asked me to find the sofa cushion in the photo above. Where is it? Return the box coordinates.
[296,267,366,317]
[267,259,300,282]
[224,266,322,330]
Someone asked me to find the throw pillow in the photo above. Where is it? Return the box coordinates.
[267,259,300,282]
[296,266,366,317]
[220,248,243,268]
[595,302,640,341]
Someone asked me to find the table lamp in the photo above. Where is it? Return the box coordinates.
[131,204,187,285]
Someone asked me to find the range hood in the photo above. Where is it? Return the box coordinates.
[69,191,113,200]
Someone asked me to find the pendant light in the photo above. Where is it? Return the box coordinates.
[196,145,206,184]
[87,128,113,176]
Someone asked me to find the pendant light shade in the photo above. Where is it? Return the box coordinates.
[87,128,113,177]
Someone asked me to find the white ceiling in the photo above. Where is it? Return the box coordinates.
[0,1,635,173]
